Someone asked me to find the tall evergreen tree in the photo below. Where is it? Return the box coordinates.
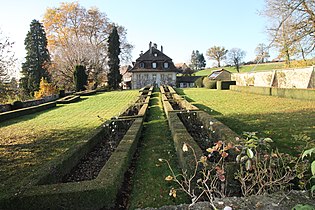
[190,50,198,71]
[73,65,88,91]
[197,53,206,70]
[107,26,121,90]
[20,19,50,95]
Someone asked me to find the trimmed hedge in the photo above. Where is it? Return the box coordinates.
[0,102,56,122]
[217,81,236,90]
[194,76,204,88]
[230,85,315,100]
[1,117,144,210]
[203,77,217,89]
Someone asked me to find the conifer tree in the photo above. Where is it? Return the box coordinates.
[20,19,50,95]
[73,65,88,92]
[107,26,121,90]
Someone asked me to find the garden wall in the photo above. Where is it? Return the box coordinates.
[231,66,314,88]
[0,101,57,122]
[230,85,315,100]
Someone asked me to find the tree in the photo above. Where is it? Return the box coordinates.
[262,0,315,64]
[0,29,16,86]
[34,77,57,99]
[197,53,206,70]
[20,19,50,96]
[190,50,198,71]
[206,46,228,67]
[43,2,133,90]
[227,48,246,73]
[190,50,206,71]
[255,43,270,63]
[107,26,121,90]
[73,65,88,92]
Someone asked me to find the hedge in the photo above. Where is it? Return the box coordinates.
[1,117,144,210]
[0,101,56,122]
[230,85,315,100]
[194,76,204,88]
[217,81,236,90]
[203,77,217,89]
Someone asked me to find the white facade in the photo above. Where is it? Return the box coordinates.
[132,72,177,89]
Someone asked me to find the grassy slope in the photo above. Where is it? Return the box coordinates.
[177,88,315,155]
[128,91,188,209]
[0,90,138,198]
[195,62,285,76]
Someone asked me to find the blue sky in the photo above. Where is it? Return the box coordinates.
[0,0,273,74]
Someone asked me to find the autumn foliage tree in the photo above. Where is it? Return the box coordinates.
[34,77,57,99]
[20,19,50,96]
[43,2,133,90]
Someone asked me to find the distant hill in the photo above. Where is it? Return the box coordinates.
[195,62,285,76]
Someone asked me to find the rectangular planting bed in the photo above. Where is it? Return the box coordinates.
[1,91,151,210]
[1,117,144,210]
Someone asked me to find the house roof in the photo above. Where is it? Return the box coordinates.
[176,76,201,83]
[130,42,178,73]
[208,69,231,79]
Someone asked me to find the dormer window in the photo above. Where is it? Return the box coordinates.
[152,62,157,68]
[163,62,169,69]
[139,62,145,68]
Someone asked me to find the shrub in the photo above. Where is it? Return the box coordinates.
[203,77,216,89]
[74,65,88,92]
[194,77,204,88]
[11,100,23,110]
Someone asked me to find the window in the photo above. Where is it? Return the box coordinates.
[152,62,157,68]
[168,74,172,79]
[139,62,145,68]
[144,74,148,79]
[154,53,158,57]
[152,74,157,80]
[163,62,169,69]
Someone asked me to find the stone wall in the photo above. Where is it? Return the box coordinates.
[232,66,315,88]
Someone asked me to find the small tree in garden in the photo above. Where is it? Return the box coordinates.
[73,65,88,91]
[107,26,121,90]
[34,77,57,99]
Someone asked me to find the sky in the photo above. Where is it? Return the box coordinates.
[0,0,274,77]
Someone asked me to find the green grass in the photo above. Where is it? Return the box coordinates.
[128,91,188,209]
[176,88,315,155]
[195,62,285,76]
[0,90,139,199]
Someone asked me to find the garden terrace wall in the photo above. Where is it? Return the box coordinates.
[1,117,144,210]
[74,90,97,96]
[230,85,315,100]
[56,95,81,104]
[167,111,203,176]
[0,101,57,122]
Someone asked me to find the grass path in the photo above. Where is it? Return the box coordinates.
[128,90,188,209]
[0,90,139,199]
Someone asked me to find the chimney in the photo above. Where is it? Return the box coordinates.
[161,45,163,53]
[149,41,152,54]
[139,51,143,56]
[153,43,157,49]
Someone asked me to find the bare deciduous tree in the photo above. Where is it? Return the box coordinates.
[262,0,315,64]
[227,48,246,73]
[255,43,270,63]
[206,46,228,67]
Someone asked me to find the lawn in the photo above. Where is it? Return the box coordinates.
[177,88,315,155]
[195,62,285,76]
[0,90,139,199]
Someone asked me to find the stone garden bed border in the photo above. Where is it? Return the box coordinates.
[1,117,145,210]
[0,90,152,210]
[0,101,57,122]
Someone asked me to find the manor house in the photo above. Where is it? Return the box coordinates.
[130,42,178,89]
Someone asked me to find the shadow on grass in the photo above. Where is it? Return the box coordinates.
[0,105,61,127]
[0,126,94,199]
